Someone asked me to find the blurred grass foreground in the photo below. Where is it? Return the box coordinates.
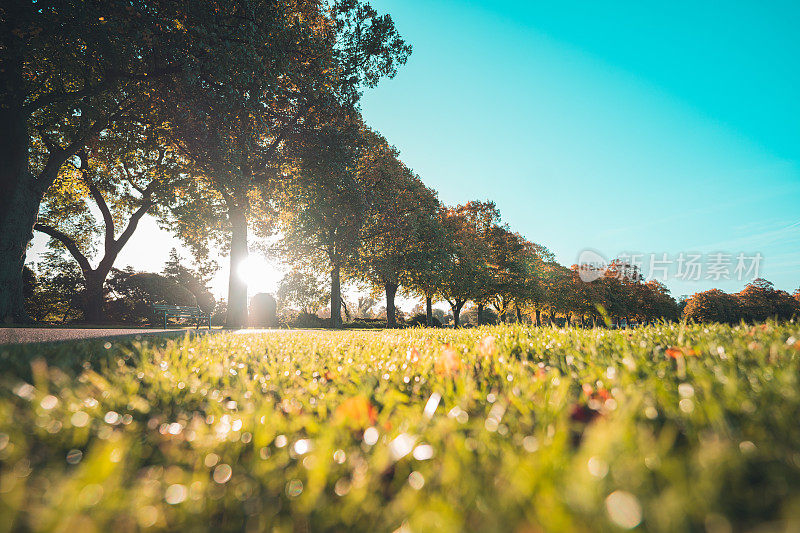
[2,323,800,532]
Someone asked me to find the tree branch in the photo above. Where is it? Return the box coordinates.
[23,65,182,114]
[33,223,93,274]
[36,126,64,158]
[23,80,115,114]
[115,198,153,253]
[251,103,315,183]
[119,163,147,194]
[96,196,154,275]
[34,101,132,195]
[78,155,115,251]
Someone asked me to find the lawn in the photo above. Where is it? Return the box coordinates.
[1,323,800,532]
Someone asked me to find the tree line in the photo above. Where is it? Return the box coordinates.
[3,1,798,328]
[681,279,800,324]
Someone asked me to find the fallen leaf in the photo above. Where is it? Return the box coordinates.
[477,335,496,358]
[435,344,463,377]
[666,346,697,359]
[335,395,377,429]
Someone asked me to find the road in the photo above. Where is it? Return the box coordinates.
[0,327,197,345]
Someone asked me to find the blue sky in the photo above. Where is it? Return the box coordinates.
[359,0,800,297]
[29,0,799,301]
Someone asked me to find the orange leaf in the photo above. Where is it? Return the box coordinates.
[666,346,697,359]
[335,395,377,429]
[665,347,682,359]
[435,344,463,377]
[477,335,497,358]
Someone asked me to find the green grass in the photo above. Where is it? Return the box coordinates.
[1,323,800,532]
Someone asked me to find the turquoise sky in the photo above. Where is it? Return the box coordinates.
[360,0,800,297]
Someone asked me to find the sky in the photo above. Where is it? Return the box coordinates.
[29,0,800,305]
[359,0,800,299]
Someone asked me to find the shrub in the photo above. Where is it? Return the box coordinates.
[106,270,197,325]
[288,311,329,329]
[343,317,389,329]
[249,293,278,327]
[408,312,442,327]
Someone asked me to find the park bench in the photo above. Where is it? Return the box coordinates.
[152,304,211,329]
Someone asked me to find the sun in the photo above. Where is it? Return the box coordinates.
[237,255,283,295]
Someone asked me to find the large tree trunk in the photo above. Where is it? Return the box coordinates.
[225,208,248,329]
[0,97,35,323]
[425,296,433,326]
[477,303,484,326]
[516,306,522,323]
[83,274,105,324]
[0,176,41,324]
[330,265,342,329]
[385,282,398,328]
[535,309,541,327]
[451,300,465,328]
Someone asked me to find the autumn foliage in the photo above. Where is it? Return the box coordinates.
[683,279,800,324]
[335,395,378,429]
[434,344,463,376]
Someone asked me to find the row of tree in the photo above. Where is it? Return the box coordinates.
[275,183,686,327]
[681,279,800,324]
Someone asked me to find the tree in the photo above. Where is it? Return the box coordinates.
[352,131,440,327]
[403,209,450,326]
[0,0,235,322]
[564,264,601,326]
[540,262,575,325]
[635,280,679,324]
[461,304,498,326]
[24,256,85,323]
[737,279,799,322]
[277,113,367,328]
[32,121,179,322]
[277,269,329,315]
[594,259,644,326]
[162,249,216,313]
[105,269,196,325]
[682,289,741,324]
[437,202,497,327]
[517,243,554,326]
[484,226,530,322]
[161,1,410,328]
[355,296,379,319]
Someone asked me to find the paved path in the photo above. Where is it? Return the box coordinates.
[0,327,196,345]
